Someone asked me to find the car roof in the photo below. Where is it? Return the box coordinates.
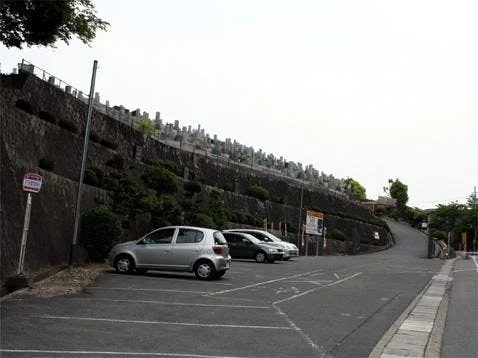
[152,226,220,234]
[223,231,259,240]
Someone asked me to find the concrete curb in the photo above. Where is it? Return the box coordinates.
[369,258,455,358]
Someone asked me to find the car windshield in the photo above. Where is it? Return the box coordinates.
[241,234,261,245]
[247,232,274,242]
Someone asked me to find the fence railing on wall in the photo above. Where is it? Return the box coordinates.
[14,59,352,203]
[18,59,89,103]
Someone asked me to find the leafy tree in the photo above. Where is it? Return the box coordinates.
[206,188,229,228]
[344,177,367,201]
[389,179,409,208]
[430,202,468,234]
[247,184,270,201]
[141,166,178,195]
[194,213,215,228]
[1,0,109,49]
[135,118,155,136]
[79,206,122,262]
[184,181,202,195]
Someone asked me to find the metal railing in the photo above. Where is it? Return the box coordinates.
[13,59,351,201]
[18,59,89,100]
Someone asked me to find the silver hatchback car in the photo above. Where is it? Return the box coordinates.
[108,226,231,280]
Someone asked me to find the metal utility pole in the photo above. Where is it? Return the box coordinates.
[69,60,98,267]
[297,183,304,249]
[474,186,477,252]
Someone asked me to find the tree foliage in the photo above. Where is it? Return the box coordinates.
[135,118,155,136]
[247,184,270,201]
[430,200,475,235]
[344,177,367,201]
[1,0,109,49]
[141,166,178,195]
[79,206,122,262]
[389,179,409,208]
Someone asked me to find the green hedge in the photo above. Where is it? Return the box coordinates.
[58,119,78,133]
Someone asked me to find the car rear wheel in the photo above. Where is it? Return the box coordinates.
[114,254,135,274]
[194,260,215,280]
[255,251,266,263]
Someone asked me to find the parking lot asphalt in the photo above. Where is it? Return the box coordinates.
[1,240,443,358]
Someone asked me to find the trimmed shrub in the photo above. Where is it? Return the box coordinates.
[229,211,246,224]
[141,166,178,194]
[79,206,122,262]
[100,137,118,150]
[143,158,180,175]
[83,169,99,186]
[15,99,34,114]
[245,214,261,226]
[82,130,101,143]
[38,111,57,124]
[329,229,347,241]
[374,205,386,216]
[89,167,105,187]
[271,195,285,204]
[106,154,125,169]
[430,230,447,241]
[39,157,54,171]
[184,181,202,194]
[194,213,215,228]
[58,119,78,133]
[220,182,233,192]
[247,184,270,201]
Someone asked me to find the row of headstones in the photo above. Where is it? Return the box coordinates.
[13,63,346,194]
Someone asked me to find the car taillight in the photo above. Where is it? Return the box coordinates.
[212,246,223,254]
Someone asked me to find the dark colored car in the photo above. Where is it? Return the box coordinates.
[222,232,284,263]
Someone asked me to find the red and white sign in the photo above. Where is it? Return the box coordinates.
[22,173,43,193]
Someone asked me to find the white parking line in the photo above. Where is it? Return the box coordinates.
[284,280,333,284]
[273,305,327,357]
[88,287,212,294]
[208,269,323,296]
[334,273,340,279]
[40,315,293,330]
[69,298,271,309]
[471,255,478,270]
[0,349,253,357]
[273,272,362,305]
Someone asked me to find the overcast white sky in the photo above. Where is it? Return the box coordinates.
[2,0,477,209]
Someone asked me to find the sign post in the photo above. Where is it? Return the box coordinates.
[17,173,42,275]
[305,210,324,256]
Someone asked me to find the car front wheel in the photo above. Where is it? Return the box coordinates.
[114,254,135,274]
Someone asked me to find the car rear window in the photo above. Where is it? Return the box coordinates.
[213,232,227,245]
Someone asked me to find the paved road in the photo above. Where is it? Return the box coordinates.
[1,221,444,358]
[442,253,478,358]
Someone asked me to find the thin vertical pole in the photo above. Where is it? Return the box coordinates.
[17,193,32,275]
[474,186,477,252]
[69,60,98,267]
[297,183,304,249]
